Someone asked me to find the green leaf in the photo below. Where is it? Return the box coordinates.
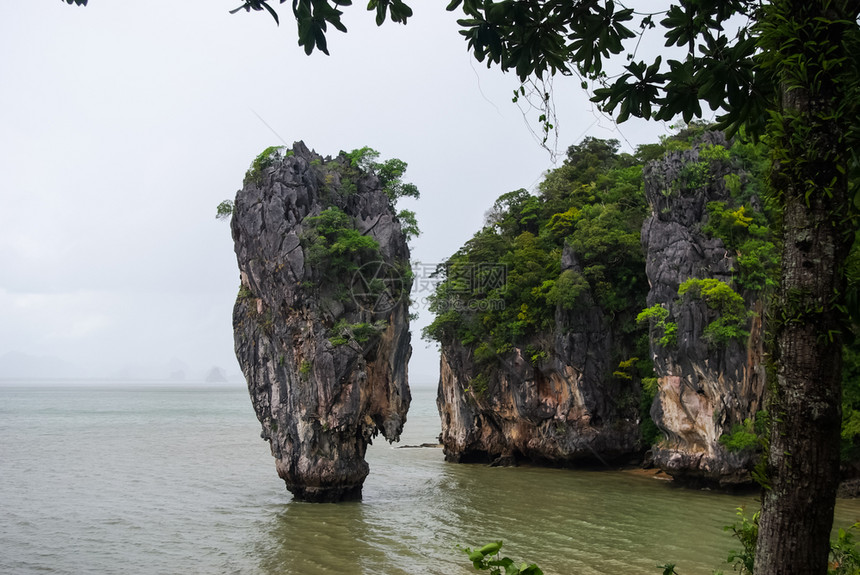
[261,1,280,25]
[479,541,503,556]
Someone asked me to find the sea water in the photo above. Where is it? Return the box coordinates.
[1,383,858,575]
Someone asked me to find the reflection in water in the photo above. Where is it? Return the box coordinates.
[257,502,383,574]
[254,446,469,575]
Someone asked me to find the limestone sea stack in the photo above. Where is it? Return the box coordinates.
[230,142,412,502]
[641,132,767,487]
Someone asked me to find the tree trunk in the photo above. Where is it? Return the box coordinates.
[754,182,846,575]
[754,2,857,574]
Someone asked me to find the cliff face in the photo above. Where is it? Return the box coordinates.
[435,133,769,484]
[641,133,766,487]
[437,244,640,466]
[231,142,411,502]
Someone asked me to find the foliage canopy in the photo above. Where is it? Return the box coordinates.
[217,0,859,148]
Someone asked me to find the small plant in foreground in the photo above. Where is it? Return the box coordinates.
[462,541,542,575]
[724,507,758,574]
[830,523,860,575]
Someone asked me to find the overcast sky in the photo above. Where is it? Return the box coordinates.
[0,1,679,384]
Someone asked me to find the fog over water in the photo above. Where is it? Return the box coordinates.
[0,1,675,383]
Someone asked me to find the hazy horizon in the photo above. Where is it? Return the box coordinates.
[1,2,677,385]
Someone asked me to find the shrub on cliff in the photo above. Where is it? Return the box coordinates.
[423,137,649,353]
[678,278,750,346]
[303,206,381,281]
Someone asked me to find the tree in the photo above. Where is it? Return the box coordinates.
[68,0,860,571]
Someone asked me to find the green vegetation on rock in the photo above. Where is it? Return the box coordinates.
[636,306,677,348]
[719,413,769,455]
[245,145,286,185]
[678,278,749,346]
[423,137,648,353]
[328,319,384,346]
[216,200,234,221]
[303,206,380,282]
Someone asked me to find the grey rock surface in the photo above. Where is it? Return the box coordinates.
[437,243,640,466]
[641,133,766,487]
[231,142,412,501]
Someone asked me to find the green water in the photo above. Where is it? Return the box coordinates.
[1,383,857,574]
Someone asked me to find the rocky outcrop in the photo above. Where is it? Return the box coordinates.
[641,132,766,487]
[231,142,411,502]
[437,244,640,466]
